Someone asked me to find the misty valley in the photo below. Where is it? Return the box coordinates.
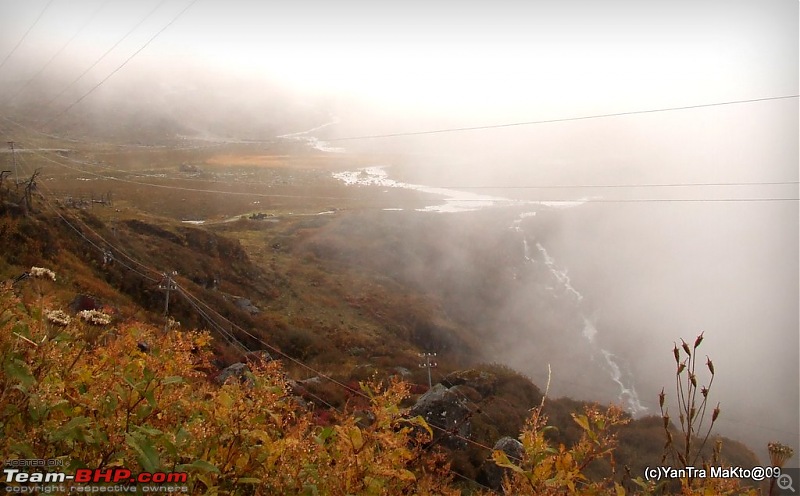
[1,1,797,492]
[0,124,794,493]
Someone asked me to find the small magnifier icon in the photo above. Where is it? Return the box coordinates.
[778,473,796,493]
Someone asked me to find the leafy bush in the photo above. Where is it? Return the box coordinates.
[0,283,768,495]
[0,286,457,495]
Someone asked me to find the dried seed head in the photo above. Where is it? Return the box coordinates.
[659,388,665,408]
[712,403,720,422]
[46,309,71,327]
[673,344,680,363]
[681,339,691,356]
[677,363,686,375]
[30,266,56,281]
[689,407,696,421]
[694,332,704,349]
[77,309,112,326]
[663,414,670,429]
[701,386,708,398]
[768,442,795,468]
[706,357,715,375]
[689,372,697,388]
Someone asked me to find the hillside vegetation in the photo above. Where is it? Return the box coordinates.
[0,281,763,495]
[0,162,770,494]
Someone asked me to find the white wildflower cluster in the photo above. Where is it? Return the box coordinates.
[30,267,56,281]
[46,309,71,327]
[768,442,794,467]
[78,309,112,326]
[167,317,181,330]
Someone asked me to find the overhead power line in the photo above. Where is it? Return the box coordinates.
[42,0,200,129]
[16,155,161,283]
[21,146,800,204]
[24,146,361,201]
[4,0,111,107]
[2,115,229,151]
[18,133,797,195]
[16,155,799,448]
[447,180,800,190]
[0,0,56,73]
[439,197,799,203]
[170,283,489,488]
[36,0,171,119]
[327,95,800,142]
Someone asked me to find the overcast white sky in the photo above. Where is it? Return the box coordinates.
[0,0,797,121]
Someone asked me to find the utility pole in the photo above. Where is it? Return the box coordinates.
[419,352,438,388]
[7,142,17,184]
[159,271,177,333]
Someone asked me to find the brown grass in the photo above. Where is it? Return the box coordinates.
[205,153,352,169]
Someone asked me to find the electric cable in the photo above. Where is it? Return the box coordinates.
[41,0,200,129]
[36,0,171,119]
[0,0,56,73]
[326,95,800,142]
[3,0,111,107]
[174,286,249,353]
[22,146,363,202]
[16,153,161,283]
[12,163,797,475]
[20,146,800,204]
[7,95,797,444]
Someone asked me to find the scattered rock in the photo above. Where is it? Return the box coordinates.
[409,383,471,449]
[442,369,497,397]
[478,436,525,492]
[299,376,321,386]
[450,384,482,403]
[286,379,303,395]
[392,366,412,378]
[233,297,260,315]
[213,362,249,385]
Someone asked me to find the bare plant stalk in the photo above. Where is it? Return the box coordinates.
[660,332,719,486]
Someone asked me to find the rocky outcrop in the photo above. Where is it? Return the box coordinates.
[478,436,525,492]
[213,362,249,385]
[213,350,273,385]
[441,369,498,397]
[409,383,471,449]
[233,297,260,315]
